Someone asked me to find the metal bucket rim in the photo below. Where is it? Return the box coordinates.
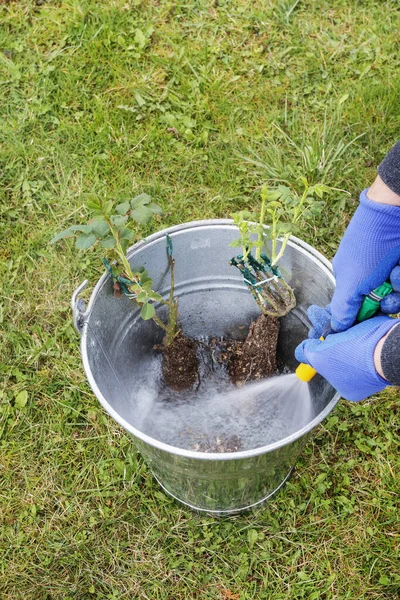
[81,219,340,461]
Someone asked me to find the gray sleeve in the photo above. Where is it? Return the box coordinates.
[381,322,400,385]
[377,141,400,196]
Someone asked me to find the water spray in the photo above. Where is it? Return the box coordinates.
[209,279,396,448]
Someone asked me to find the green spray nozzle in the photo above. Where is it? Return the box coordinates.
[356,281,393,322]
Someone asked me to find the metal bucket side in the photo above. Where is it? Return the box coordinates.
[77,219,340,512]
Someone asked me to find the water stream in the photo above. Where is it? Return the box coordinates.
[126,343,313,452]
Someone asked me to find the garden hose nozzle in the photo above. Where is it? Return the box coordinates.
[355,281,393,321]
[295,281,394,383]
[296,337,324,382]
[296,361,318,383]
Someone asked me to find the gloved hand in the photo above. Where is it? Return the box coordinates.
[295,305,399,401]
[330,188,400,332]
[381,264,400,313]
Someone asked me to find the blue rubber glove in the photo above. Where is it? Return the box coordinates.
[295,306,399,401]
[381,264,400,313]
[330,189,400,331]
[307,304,333,339]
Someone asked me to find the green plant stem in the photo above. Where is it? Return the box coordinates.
[271,213,277,262]
[152,313,169,333]
[106,219,138,282]
[107,219,173,336]
[255,196,267,261]
[293,184,309,224]
[164,254,179,346]
[271,232,291,267]
[270,184,309,267]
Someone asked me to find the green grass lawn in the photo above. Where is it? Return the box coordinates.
[1,0,399,598]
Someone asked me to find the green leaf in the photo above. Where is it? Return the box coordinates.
[148,202,163,215]
[276,222,294,234]
[136,291,148,303]
[141,280,153,292]
[140,303,155,320]
[50,225,92,244]
[148,291,163,302]
[15,390,28,408]
[266,190,282,201]
[131,207,153,224]
[134,28,146,49]
[119,228,134,241]
[90,220,110,237]
[115,201,130,215]
[72,225,93,233]
[111,215,128,228]
[103,200,113,215]
[114,458,126,476]
[86,194,101,210]
[99,236,116,249]
[247,529,258,549]
[229,239,244,248]
[248,223,259,234]
[134,92,146,107]
[131,193,152,208]
[139,270,151,283]
[50,227,76,244]
[267,201,282,209]
[75,234,97,250]
[277,185,291,201]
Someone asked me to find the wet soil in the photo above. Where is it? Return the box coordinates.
[161,333,199,391]
[226,314,280,385]
[192,434,243,453]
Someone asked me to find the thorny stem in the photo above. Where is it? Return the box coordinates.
[107,218,178,342]
[152,313,169,333]
[164,253,180,346]
[255,194,267,261]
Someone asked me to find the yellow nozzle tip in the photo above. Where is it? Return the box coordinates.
[296,363,317,383]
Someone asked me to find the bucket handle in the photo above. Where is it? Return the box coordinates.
[71,280,90,335]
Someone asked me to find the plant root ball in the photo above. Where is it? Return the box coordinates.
[162,333,199,391]
[228,314,280,385]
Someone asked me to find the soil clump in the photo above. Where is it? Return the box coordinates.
[161,333,199,391]
[227,314,280,385]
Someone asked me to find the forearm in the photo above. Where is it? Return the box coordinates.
[377,141,400,197]
[366,142,400,206]
[369,143,400,381]
[374,322,400,385]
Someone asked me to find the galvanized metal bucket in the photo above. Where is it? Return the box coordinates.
[72,220,339,514]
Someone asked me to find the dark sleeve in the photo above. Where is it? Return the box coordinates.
[377,142,400,196]
[381,322,400,385]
